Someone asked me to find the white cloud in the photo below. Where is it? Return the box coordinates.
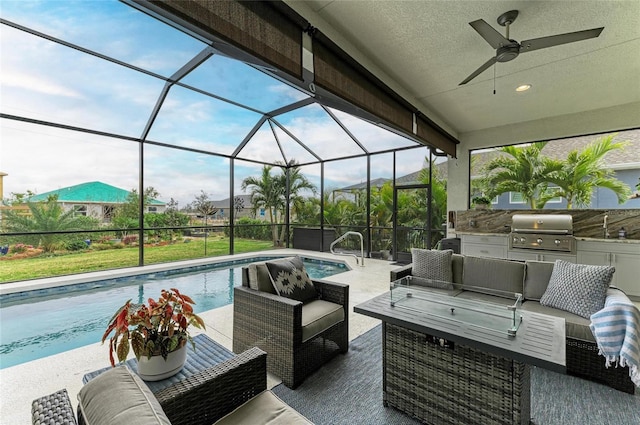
[1,71,85,99]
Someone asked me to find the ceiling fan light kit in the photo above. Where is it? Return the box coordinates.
[459,10,604,86]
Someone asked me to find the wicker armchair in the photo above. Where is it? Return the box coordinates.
[233,265,349,388]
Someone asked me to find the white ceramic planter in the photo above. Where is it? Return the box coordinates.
[137,344,187,381]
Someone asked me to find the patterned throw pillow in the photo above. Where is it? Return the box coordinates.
[540,260,615,319]
[411,248,453,288]
[266,256,317,302]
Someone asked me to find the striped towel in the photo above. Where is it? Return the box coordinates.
[590,290,640,387]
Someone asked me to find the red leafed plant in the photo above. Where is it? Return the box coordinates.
[102,288,206,367]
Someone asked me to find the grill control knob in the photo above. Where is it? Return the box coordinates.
[536,238,543,244]
[512,237,519,243]
[554,239,561,246]
[519,237,526,243]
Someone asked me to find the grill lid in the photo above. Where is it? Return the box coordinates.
[511,214,573,234]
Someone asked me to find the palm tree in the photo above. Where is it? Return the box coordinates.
[546,135,632,208]
[482,142,564,209]
[2,195,90,252]
[241,165,284,246]
[279,164,317,244]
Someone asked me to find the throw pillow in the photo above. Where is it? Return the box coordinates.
[540,260,615,319]
[411,248,453,288]
[266,256,317,302]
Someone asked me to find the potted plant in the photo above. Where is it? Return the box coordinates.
[472,196,492,210]
[102,288,205,381]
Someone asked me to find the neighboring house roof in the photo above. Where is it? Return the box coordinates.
[212,194,254,209]
[334,178,390,192]
[27,181,165,205]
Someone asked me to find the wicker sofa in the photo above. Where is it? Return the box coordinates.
[233,258,349,388]
[31,347,313,425]
[390,252,636,394]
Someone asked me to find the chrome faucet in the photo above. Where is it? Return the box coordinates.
[603,215,609,239]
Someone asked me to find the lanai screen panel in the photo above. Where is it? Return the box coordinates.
[143,144,228,210]
[180,54,309,114]
[275,104,365,161]
[146,84,263,155]
[1,0,207,78]
[327,108,419,153]
[0,25,163,138]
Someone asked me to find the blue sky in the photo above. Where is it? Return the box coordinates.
[0,0,429,207]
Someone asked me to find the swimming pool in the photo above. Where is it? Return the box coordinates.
[0,256,348,369]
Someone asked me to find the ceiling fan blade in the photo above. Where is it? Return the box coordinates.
[469,19,511,49]
[459,56,497,85]
[520,27,604,53]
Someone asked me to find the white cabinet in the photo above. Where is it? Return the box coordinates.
[577,240,640,298]
[461,234,507,259]
[508,250,577,263]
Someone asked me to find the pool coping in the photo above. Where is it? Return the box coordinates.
[0,249,350,297]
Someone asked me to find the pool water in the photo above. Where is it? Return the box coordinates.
[0,257,347,369]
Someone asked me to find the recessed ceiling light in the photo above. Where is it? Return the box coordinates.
[516,84,532,92]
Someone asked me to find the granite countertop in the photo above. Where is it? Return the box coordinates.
[454,231,639,243]
[575,237,640,244]
[454,231,508,236]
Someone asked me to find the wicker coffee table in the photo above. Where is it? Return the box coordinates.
[83,334,234,393]
[355,278,566,425]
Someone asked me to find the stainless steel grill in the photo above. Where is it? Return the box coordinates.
[509,214,576,253]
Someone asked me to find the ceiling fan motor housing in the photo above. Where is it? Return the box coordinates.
[496,43,520,62]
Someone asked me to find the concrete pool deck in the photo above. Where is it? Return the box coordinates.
[0,249,396,425]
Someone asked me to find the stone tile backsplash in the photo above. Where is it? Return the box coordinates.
[454,209,640,240]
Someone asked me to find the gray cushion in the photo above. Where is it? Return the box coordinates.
[301,299,345,342]
[411,248,453,288]
[520,300,595,342]
[266,256,317,302]
[78,366,170,425]
[462,256,525,296]
[540,260,614,319]
[214,390,313,425]
[523,260,555,301]
[248,262,277,294]
[452,254,464,284]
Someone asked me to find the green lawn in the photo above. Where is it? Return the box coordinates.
[0,238,274,282]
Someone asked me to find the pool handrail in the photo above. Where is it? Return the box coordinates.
[330,231,365,266]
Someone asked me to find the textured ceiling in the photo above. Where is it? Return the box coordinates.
[287,1,640,138]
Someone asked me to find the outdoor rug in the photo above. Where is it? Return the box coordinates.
[272,325,640,425]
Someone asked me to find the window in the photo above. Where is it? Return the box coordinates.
[491,195,499,205]
[147,206,158,213]
[509,192,525,204]
[73,205,87,216]
[103,205,115,221]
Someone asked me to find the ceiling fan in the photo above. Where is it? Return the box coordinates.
[459,10,604,85]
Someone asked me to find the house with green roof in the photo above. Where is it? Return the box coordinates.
[27,181,166,222]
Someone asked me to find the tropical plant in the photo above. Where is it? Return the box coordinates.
[278,164,317,243]
[112,187,161,236]
[472,196,491,205]
[102,288,205,367]
[242,163,317,246]
[545,135,632,208]
[481,142,564,209]
[242,165,284,245]
[1,195,97,252]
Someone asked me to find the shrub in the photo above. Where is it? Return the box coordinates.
[91,243,113,251]
[10,243,33,254]
[122,235,138,245]
[227,218,271,240]
[64,239,89,251]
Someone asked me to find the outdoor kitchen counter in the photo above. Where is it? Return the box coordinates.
[454,232,639,243]
[576,237,640,244]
